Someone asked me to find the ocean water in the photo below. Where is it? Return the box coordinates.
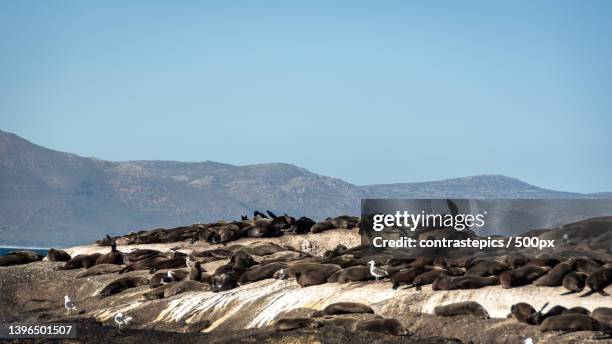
[0,247,49,256]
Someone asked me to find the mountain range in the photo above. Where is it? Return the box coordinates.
[1,129,610,247]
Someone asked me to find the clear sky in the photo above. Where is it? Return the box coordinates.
[1,1,611,193]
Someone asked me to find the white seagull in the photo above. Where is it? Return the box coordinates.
[368,260,388,282]
[64,295,76,315]
[114,312,133,332]
[161,271,176,285]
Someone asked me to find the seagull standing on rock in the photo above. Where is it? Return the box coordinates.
[114,312,133,332]
[368,260,388,282]
[64,295,76,315]
[161,271,175,284]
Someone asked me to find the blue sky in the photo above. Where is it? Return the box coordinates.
[1,1,611,193]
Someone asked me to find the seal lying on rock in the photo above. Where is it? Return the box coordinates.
[510,302,538,325]
[466,260,508,277]
[119,256,186,274]
[574,257,602,274]
[239,262,288,284]
[561,271,588,295]
[323,244,348,259]
[241,243,286,257]
[190,248,233,262]
[141,284,171,301]
[592,307,612,326]
[163,280,210,298]
[311,302,374,318]
[59,253,102,270]
[211,272,238,292]
[0,251,44,266]
[434,301,489,319]
[581,267,612,297]
[355,318,409,336]
[500,265,550,288]
[274,318,320,331]
[540,314,611,333]
[563,306,591,315]
[534,258,575,287]
[99,276,149,297]
[295,267,342,287]
[148,257,187,273]
[289,216,316,234]
[229,250,257,269]
[46,248,71,262]
[390,267,433,289]
[76,264,124,278]
[432,275,498,290]
[122,249,163,265]
[334,266,374,283]
[510,302,555,325]
[535,304,568,324]
[411,269,451,290]
[284,263,342,287]
[95,238,124,265]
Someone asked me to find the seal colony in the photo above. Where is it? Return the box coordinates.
[1,212,611,341]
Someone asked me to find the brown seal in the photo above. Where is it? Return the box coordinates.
[432,275,498,290]
[335,266,374,283]
[526,257,560,268]
[163,280,210,298]
[211,272,238,292]
[311,302,374,318]
[434,301,489,319]
[534,259,575,287]
[561,271,588,295]
[512,302,560,325]
[286,263,342,287]
[510,302,537,325]
[239,262,288,284]
[466,260,508,277]
[390,267,433,289]
[148,257,187,273]
[141,284,171,300]
[321,317,361,331]
[355,318,409,336]
[573,257,602,274]
[76,264,124,278]
[46,248,71,262]
[99,276,149,297]
[539,314,610,333]
[581,267,612,297]
[0,251,44,266]
[119,256,186,274]
[537,305,567,324]
[295,269,334,287]
[500,265,550,289]
[411,269,449,290]
[122,249,163,265]
[592,307,612,326]
[562,306,591,315]
[95,238,124,265]
[274,318,320,331]
[59,253,102,270]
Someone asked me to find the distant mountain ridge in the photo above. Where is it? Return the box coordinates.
[0,129,609,246]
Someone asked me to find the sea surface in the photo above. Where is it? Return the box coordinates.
[0,247,49,256]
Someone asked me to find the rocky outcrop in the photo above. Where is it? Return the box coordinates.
[1,228,610,344]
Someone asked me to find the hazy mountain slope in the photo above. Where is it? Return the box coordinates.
[0,130,362,246]
[0,129,609,246]
[363,175,584,199]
